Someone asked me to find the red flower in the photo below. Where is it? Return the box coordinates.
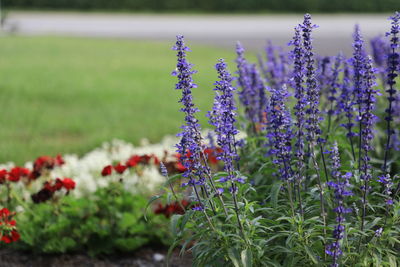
[0,208,10,217]
[1,230,20,243]
[126,155,141,167]
[140,155,152,164]
[8,167,31,182]
[175,162,186,172]
[55,154,65,166]
[62,178,76,191]
[54,178,64,191]
[114,163,127,174]
[101,165,113,176]
[0,208,20,244]
[34,156,55,170]
[152,155,160,165]
[0,169,7,184]
[154,200,190,218]
[43,181,55,192]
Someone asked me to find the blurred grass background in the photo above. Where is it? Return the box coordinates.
[0,36,235,164]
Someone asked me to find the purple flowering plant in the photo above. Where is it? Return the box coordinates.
[152,12,400,267]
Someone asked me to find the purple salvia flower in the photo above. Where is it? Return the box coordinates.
[290,25,307,184]
[266,85,293,181]
[236,42,251,107]
[370,35,390,84]
[278,47,289,87]
[359,56,378,231]
[338,59,357,160]
[264,40,280,87]
[262,41,289,88]
[383,12,400,173]
[327,54,343,117]
[235,43,258,125]
[172,35,205,188]
[351,24,368,169]
[326,143,352,267]
[317,56,332,98]
[351,24,367,111]
[249,64,269,125]
[236,43,268,131]
[301,14,323,144]
[377,174,394,206]
[160,162,168,177]
[208,59,240,185]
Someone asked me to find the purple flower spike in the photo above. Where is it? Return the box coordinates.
[208,58,239,186]
[290,25,307,183]
[359,56,378,231]
[370,35,390,82]
[301,14,323,144]
[266,85,293,181]
[327,54,343,117]
[383,12,400,173]
[377,174,394,207]
[326,143,352,267]
[173,35,205,188]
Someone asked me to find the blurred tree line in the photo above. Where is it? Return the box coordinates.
[3,0,400,13]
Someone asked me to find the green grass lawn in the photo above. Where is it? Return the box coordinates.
[0,36,236,164]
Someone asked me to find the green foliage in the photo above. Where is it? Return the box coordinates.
[9,182,171,256]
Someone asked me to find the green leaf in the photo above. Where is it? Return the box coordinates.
[271,181,283,208]
[241,249,253,267]
[170,214,183,236]
[228,248,242,267]
[163,173,183,186]
[304,246,318,265]
[144,195,161,221]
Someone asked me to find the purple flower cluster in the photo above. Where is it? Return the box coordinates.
[208,59,240,185]
[377,174,394,206]
[327,54,343,117]
[337,60,357,160]
[370,35,390,82]
[359,56,378,227]
[383,11,400,172]
[301,14,323,144]
[235,43,267,127]
[351,24,367,112]
[266,86,293,181]
[290,25,307,182]
[172,35,205,187]
[326,143,352,267]
[359,56,378,176]
[260,41,288,89]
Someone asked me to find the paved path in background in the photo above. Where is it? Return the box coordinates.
[4,12,391,55]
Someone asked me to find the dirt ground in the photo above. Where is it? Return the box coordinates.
[0,247,192,267]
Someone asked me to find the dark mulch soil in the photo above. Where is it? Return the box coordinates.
[0,247,192,267]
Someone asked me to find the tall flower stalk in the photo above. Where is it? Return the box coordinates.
[172,35,216,218]
[338,59,357,161]
[267,85,295,215]
[326,143,352,267]
[359,56,378,231]
[351,24,367,171]
[383,12,400,174]
[290,25,305,215]
[327,54,343,133]
[209,58,245,237]
[301,14,327,236]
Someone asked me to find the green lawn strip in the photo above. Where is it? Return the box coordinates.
[0,35,236,164]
